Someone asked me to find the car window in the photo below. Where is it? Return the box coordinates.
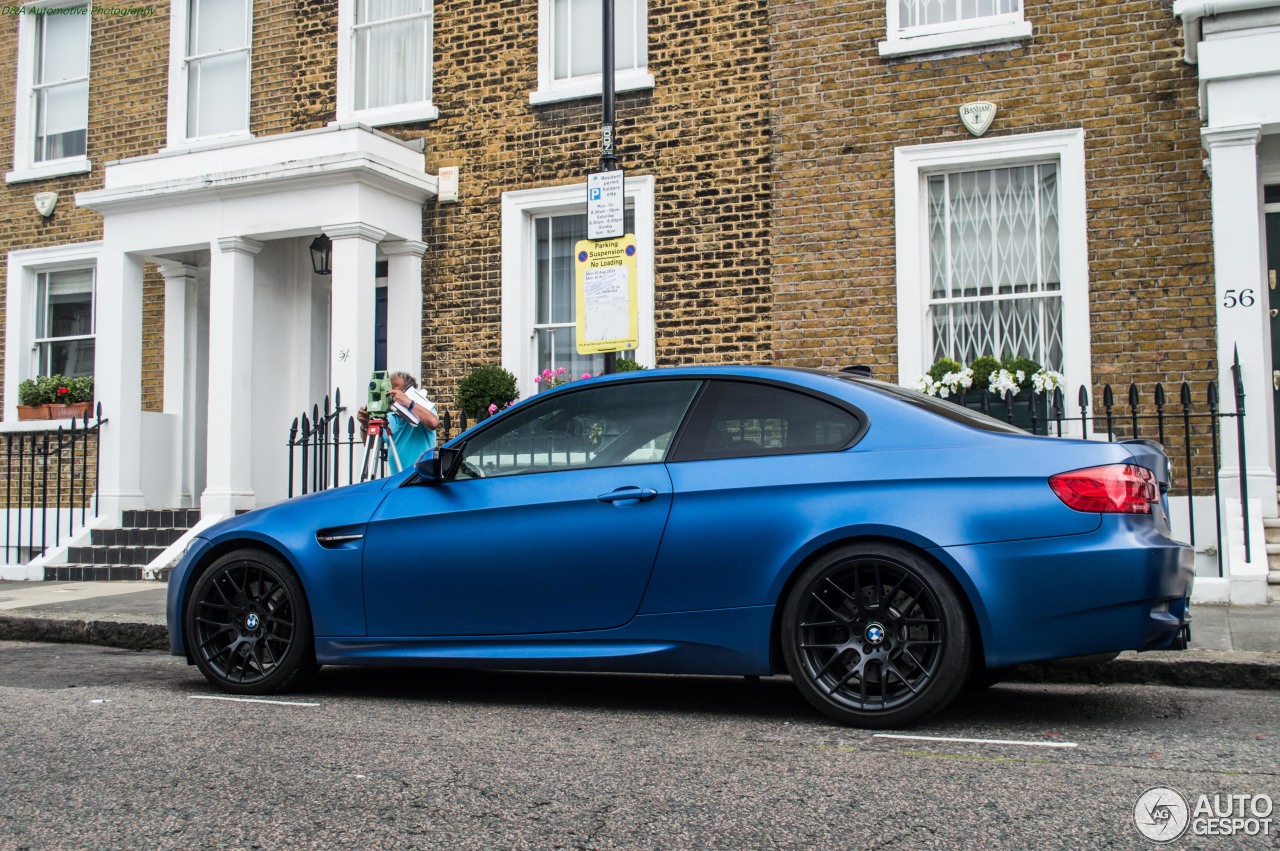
[827,374,1026,435]
[456,380,702,479]
[671,380,862,462]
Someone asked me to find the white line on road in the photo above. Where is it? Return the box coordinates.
[873,733,1078,749]
[189,695,319,707]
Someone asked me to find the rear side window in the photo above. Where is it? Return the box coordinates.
[671,381,862,462]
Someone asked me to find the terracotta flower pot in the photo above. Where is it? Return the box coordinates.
[16,404,49,421]
[47,401,92,421]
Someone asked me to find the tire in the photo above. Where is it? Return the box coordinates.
[780,543,972,729]
[185,548,318,695]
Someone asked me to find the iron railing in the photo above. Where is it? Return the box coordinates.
[286,393,487,498]
[2,405,106,564]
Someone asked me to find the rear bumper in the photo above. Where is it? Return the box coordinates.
[935,518,1194,669]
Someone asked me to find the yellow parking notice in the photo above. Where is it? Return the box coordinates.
[574,235,639,355]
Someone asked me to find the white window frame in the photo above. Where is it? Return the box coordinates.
[501,177,656,399]
[894,129,1090,393]
[335,0,438,127]
[529,0,654,106]
[879,0,1032,59]
[165,0,254,149]
[4,242,101,422]
[6,1,93,184]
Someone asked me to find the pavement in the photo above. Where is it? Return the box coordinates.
[0,579,1278,690]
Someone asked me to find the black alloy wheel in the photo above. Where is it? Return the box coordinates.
[781,544,971,728]
[185,549,317,695]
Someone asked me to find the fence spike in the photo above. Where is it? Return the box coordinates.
[289,417,299,443]
[1154,384,1166,408]
[1127,383,1139,408]
[1207,381,1218,408]
[1180,381,1192,407]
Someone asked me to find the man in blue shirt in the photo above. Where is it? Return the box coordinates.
[358,371,438,474]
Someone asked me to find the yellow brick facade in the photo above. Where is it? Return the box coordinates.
[0,0,1218,420]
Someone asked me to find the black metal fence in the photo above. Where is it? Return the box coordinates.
[286,391,489,498]
[287,362,1249,576]
[2,405,107,565]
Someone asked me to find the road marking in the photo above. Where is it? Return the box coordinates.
[873,733,1078,749]
[189,695,319,707]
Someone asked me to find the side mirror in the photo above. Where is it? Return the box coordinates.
[414,446,461,483]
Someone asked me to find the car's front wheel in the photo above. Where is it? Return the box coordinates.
[781,544,971,728]
[185,548,317,695]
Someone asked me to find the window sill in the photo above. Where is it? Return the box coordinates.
[878,21,1032,59]
[160,132,255,155]
[5,157,93,184]
[529,71,655,106]
[337,103,440,128]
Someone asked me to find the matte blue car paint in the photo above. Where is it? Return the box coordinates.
[361,464,675,636]
[168,365,1194,676]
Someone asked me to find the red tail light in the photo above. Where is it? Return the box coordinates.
[1049,464,1158,514]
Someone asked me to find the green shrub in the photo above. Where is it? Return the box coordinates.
[968,356,1001,392]
[67,375,94,404]
[1001,356,1041,388]
[18,378,42,406]
[613,358,646,373]
[457,365,519,417]
[926,357,962,384]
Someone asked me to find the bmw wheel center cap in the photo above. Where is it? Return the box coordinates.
[864,623,886,645]
[245,613,260,630]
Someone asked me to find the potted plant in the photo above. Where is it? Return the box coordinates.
[456,365,519,420]
[16,377,48,420]
[47,375,93,421]
[917,355,1064,434]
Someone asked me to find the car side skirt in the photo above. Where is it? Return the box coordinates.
[316,605,776,676]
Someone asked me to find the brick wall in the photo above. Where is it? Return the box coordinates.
[770,0,1216,398]
[398,0,774,409]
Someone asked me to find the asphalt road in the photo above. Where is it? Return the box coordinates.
[1,641,1277,850]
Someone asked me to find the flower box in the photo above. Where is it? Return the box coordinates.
[47,402,93,421]
[16,404,49,421]
[959,389,1050,434]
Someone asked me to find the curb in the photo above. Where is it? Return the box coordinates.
[0,614,168,652]
[1005,650,1280,692]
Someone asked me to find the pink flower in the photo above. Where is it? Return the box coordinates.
[556,367,566,375]
[487,404,497,413]
[581,373,591,380]
[533,376,541,383]
[542,369,552,377]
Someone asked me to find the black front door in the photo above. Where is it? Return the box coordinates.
[1269,209,1280,455]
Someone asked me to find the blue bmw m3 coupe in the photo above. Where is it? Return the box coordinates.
[167,366,1193,728]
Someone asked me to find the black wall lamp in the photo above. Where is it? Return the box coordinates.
[309,235,332,276]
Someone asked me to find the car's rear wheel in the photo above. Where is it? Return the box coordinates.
[185,548,317,695]
[781,543,971,728]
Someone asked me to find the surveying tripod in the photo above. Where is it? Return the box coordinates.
[359,417,403,482]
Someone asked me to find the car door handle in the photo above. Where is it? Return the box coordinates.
[596,487,659,504]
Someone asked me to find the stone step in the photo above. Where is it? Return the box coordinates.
[43,565,145,582]
[44,508,199,582]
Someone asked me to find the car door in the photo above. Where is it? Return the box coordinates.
[361,378,702,636]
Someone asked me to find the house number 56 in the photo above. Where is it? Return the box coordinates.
[1223,289,1256,308]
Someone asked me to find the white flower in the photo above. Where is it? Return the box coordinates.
[989,368,1023,399]
[915,375,941,396]
[1031,369,1065,395]
[940,368,974,394]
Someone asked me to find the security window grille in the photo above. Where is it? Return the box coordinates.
[33,8,89,163]
[552,0,645,81]
[894,0,1021,35]
[185,0,250,138]
[927,163,1063,371]
[35,268,95,378]
[354,0,432,111]
[533,211,635,383]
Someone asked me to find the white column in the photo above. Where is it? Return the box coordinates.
[158,263,190,507]
[324,223,385,406]
[94,246,146,522]
[1204,125,1276,518]
[202,237,261,517]
[381,239,427,378]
